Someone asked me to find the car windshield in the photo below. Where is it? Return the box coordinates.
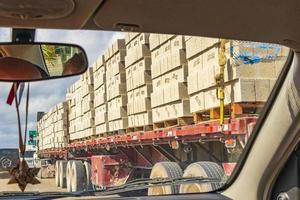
[0,29,289,196]
[23,151,34,158]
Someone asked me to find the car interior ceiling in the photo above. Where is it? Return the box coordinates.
[0,1,299,199]
[0,0,299,49]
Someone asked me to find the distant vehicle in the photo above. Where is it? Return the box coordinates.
[0,148,19,172]
[23,145,36,168]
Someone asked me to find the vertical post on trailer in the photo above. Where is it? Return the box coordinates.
[216,39,227,130]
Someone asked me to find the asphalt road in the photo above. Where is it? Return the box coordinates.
[0,171,119,199]
[0,171,67,193]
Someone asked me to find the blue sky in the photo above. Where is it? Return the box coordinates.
[0,28,124,148]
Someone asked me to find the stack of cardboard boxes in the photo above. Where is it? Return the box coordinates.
[67,68,95,140]
[94,55,108,135]
[125,33,152,129]
[150,34,191,123]
[80,68,95,137]
[37,33,289,147]
[105,39,128,132]
[37,102,68,150]
[186,37,279,113]
[67,79,84,140]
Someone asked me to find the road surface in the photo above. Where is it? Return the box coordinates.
[0,171,119,199]
[0,171,67,192]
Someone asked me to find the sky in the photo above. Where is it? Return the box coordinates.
[0,28,124,148]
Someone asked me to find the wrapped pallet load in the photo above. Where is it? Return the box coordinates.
[80,67,95,138]
[37,101,68,150]
[93,55,109,136]
[150,34,192,129]
[67,68,95,140]
[186,37,287,121]
[105,39,128,134]
[125,33,153,131]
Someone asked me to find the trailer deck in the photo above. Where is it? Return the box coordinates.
[68,117,256,148]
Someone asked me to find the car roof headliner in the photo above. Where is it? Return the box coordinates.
[1,0,299,49]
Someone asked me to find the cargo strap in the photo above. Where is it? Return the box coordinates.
[216,39,227,129]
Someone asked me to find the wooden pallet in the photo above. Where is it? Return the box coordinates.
[126,125,153,133]
[153,116,193,130]
[107,129,127,135]
[193,102,264,124]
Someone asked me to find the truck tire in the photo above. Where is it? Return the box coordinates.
[55,161,60,187]
[148,162,183,196]
[59,160,67,188]
[66,160,74,192]
[179,161,225,193]
[71,160,85,192]
[83,161,92,190]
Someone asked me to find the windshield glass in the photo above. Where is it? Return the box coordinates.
[23,151,34,158]
[0,29,289,195]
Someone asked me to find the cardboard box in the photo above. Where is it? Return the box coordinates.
[111,60,125,77]
[112,39,126,54]
[137,57,151,71]
[94,85,106,107]
[142,111,153,125]
[190,92,205,113]
[187,72,199,95]
[149,33,160,51]
[109,118,128,131]
[165,100,191,120]
[170,35,185,52]
[151,89,164,108]
[82,84,94,97]
[108,107,127,121]
[95,104,108,125]
[96,55,104,70]
[151,48,161,78]
[127,91,134,115]
[128,115,135,127]
[110,83,127,100]
[170,50,187,71]
[159,34,175,45]
[186,36,201,59]
[139,84,152,98]
[136,44,151,61]
[187,53,203,75]
[169,66,188,83]
[95,123,109,135]
[168,82,189,103]
[152,77,162,90]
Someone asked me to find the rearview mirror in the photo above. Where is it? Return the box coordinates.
[0,43,88,82]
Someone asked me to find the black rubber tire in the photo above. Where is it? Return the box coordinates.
[71,160,85,192]
[83,161,93,190]
[59,160,67,188]
[55,161,60,187]
[66,160,74,192]
[148,162,183,196]
[179,161,225,193]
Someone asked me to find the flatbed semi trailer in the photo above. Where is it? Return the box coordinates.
[37,116,257,194]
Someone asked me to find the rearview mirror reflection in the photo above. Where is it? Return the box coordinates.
[0,43,88,82]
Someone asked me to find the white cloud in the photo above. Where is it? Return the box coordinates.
[0,28,125,148]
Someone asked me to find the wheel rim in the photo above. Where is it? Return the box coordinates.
[184,183,203,193]
[150,186,166,195]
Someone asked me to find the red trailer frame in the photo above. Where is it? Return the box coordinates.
[38,117,257,188]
